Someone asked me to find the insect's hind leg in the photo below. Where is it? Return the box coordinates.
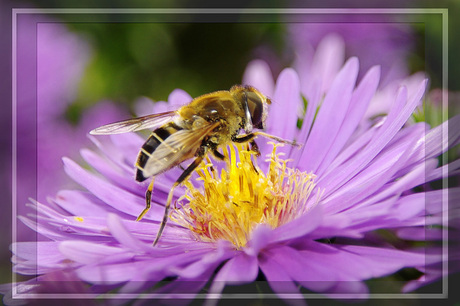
[136,178,155,222]
[153,154,205,246]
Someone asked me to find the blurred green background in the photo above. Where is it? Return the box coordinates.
[67,21,286,111]
[25,2,456,124]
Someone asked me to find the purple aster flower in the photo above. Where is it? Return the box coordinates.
[4,39,458,305]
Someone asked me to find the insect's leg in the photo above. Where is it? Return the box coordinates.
[136,178,155,221]
[239,141,260,174]
[249,139,261,156]
[232,133,256,143]
[233,132,301,148]
[211,148,225,160]
[253,131,300,147]
[153,154,205,246]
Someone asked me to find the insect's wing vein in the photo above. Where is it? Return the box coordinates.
[89,111,178,135]
[143,122,219,177]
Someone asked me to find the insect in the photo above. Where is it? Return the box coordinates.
[90,85,298,246]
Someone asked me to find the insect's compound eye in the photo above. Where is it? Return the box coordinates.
[246,92,265,129]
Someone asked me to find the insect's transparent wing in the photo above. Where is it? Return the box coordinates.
[89,111,178,135]
[142,122,220,177]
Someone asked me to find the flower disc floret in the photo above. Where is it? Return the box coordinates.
[171,143,319,249]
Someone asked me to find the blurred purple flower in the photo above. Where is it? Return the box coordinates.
[14,20,128,241]
[289,19,414,87]
[4,36,458,305]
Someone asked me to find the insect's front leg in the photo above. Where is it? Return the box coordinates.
[232,133,261,156]
[233,132,300,147]
[211,148,225,160]
[254,131,300,147]
[232,133,255,143]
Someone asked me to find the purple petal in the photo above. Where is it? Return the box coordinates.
[216,253,258,284]
[168,88,193,107]
[308,213,365,240]
[242,59,275,97]
[264,245,338,291]
[80,148,144,195]
[393,193,429,221]
[340,196,398,226]
[315,65,381,176]
[298,57,359,173]
[290,78,321,166]
[258,251,306,304]
[320,121,377,176]
[266,68,301,141]
[72,248,211,284]
[106,213,153,253]
[281,244,370,298]
[58,240,129,264]
[141,268,215,302]
[270,204,323,243]
[325,281,369,298]
[87,134,136,175]
[364,72,426,121]
[337,244,427,277]
[312,34,346,94]
[321,135,420,213]
[169,240,236,279]
[134,96,156,116]
[18,215,85,243]
[53,190,115,217]
[396,227,444,241]
[109,133,145,168]
[295,240,425,281]
[244,224,273,256]
[75,260,152,284]
[20,208,113,242]
[425,159,460,183]
[106,217,194,247]
[386,122,430,177]
[357,158,438,210]
[423,115,460,160]
[12,241,67,275]
[208,253,258,296]
[32,201,113,236]
[62,157,164,220]
[298,33,346,100]
[320,79,427,195]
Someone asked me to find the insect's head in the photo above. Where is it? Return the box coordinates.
[230,85,270,132]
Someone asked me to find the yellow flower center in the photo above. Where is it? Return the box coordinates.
[171,143,318,249]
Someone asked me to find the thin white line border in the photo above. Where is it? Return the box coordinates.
[10,6,449,302]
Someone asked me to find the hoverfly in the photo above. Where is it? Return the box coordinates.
[90,85,297,246]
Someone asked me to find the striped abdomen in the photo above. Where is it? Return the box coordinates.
[135,122,183,182]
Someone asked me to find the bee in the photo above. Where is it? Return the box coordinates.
[90,85,297,246]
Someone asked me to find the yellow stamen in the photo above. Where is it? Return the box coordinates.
[171,143,319,249]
